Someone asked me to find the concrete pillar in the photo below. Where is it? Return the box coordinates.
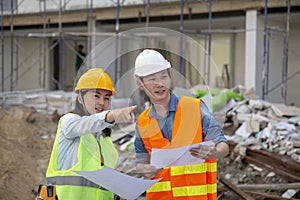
[245,10,258,89]
[87,16,96,68]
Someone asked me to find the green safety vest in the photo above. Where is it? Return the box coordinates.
[46,120,118,200]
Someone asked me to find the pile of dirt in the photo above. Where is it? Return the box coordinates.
[0,106,57,200]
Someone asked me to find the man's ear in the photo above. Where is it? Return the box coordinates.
[136,79,144,90]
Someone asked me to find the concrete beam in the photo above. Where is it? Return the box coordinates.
[2,0,300,27]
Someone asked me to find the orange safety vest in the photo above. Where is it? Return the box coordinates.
[137,96,217,200]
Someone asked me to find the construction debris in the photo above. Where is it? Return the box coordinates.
[0,90,75,115]
[192,85,300,198]
[219,174,255,200]
[1,86,300,199]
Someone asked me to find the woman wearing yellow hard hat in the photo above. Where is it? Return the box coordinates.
[46,68,137,200]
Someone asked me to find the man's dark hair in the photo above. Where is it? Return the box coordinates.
[78,44,84,49]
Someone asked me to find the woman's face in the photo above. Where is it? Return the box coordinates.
[79,89,112,115]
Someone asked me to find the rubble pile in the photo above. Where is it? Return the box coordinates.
[0,90,75,115]
[207,87,300,199]
[224,98,300,163]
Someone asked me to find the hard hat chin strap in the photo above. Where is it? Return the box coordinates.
[79,90,90,116]
[138,77,160,100]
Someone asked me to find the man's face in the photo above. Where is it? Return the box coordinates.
[79,89,112,115]
[139,70,171,102]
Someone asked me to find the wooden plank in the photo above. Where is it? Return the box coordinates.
[219,174,255,200]
[218,182,300,191]
[245,156,300,182]
[245,190,300,200]
[246,149,300,178]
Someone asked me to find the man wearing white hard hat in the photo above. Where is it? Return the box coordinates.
[134,49,229,200]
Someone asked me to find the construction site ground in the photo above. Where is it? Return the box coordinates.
[0,105,299,200]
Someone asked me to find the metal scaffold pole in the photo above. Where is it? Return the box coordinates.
[145,0,150,47]
[114,0,121,84]
[146,0,149,31]
[58,0,63,90]
[281,0,290,104]
[262,0,269,100]
[179,0,185,78]
[1,0,4,92]
[203,33,207,84]
[10,0,14,91]
[207,0,212,86]
[204,0,212,86]
[39,0,47,88]
[43,0,47,89]
[88,0,93,56]
[15,0,20,87]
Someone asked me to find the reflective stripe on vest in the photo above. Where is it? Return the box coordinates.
[170,162,217,176]
[147,181,171,192]
[172,185,216,197]
[137,96,217,200]
[46,176,107,190]
[147,182,217,196]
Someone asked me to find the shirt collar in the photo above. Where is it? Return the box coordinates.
[148,92,178,117]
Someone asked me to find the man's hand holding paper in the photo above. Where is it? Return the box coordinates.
[151,141,215,168]
[136,163,162,179]
[189,140,216,159]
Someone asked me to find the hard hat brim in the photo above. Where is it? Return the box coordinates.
[134,63,171,77]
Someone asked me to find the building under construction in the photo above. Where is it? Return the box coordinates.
[1,0,300,106]
[2,1,300,200]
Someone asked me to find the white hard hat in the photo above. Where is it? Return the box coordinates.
[134,49,171,77]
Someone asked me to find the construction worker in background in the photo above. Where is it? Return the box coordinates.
[134,49,229,200]
[46,68,137,200]
[75,44,86,73]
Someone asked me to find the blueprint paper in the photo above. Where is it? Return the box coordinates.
[151,141,214,168]
[75,168,160,200]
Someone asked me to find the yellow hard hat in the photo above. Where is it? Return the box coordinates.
[74,68,116,95]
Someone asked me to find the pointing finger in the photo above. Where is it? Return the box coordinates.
[129,105,137,112]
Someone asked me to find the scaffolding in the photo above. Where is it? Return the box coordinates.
[0,0,297,105]
[262,0,291,104]
[0,0,215,92]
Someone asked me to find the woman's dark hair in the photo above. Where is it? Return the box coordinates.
[72,98,87,116]
[72,90,89,116]
[102,128,111,137]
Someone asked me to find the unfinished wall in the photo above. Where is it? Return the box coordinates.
[233,32,246,87]
[286,13,300,107]
[211,34,231,88]
[0,35,50,91]
[255,12,300,106]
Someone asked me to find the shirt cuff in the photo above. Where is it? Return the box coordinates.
[96,111,115,128]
